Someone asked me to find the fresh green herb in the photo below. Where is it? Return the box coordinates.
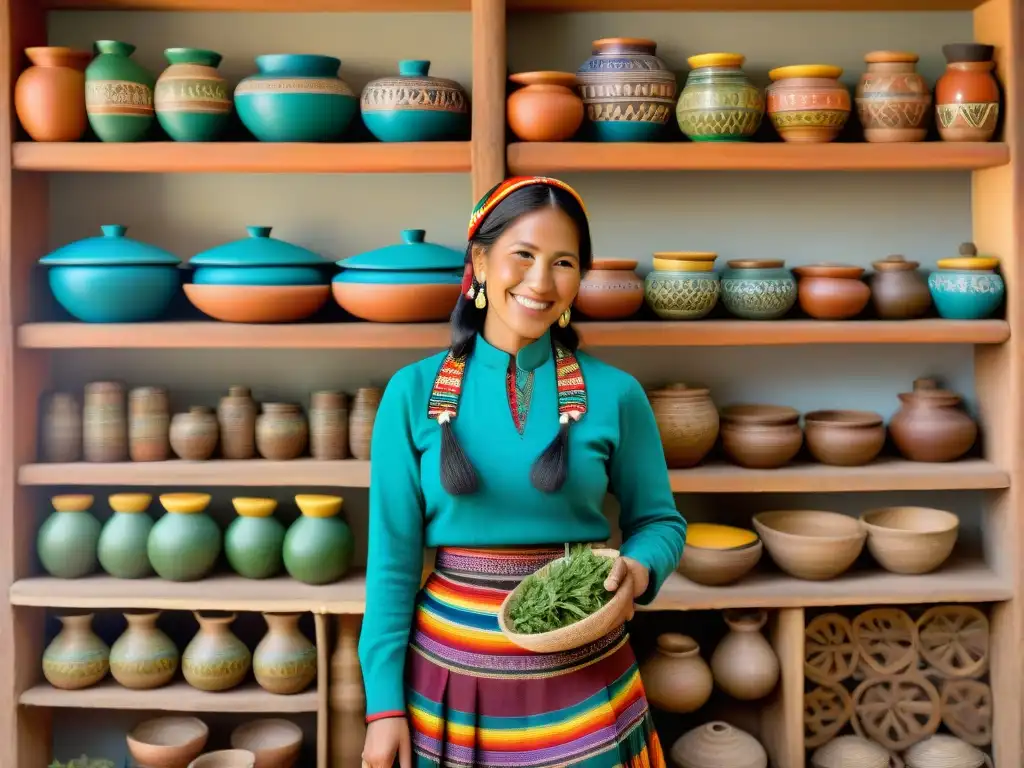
[507,546,615,634]
[49,757,115,768]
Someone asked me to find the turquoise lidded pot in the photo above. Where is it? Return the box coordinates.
[97,493,154,579]
[189,225,332,286]
[234,54,357,142]
[39,225,182,323]
[720,259,798,320]
[37,494,102,579]
[224,497,286,579]
[85,40,156,143]
[361,60,470,142]
[147,493,222,581]
[283,495,354,585]
[928,242,1005,320]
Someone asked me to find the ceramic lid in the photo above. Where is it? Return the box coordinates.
[872,254,920,272]
[190,226,329,267]
[864,50,920,64]
[590,258,638,271]
[726,259,785,270]
[654,251,717,262]
[39,225,181,266]
[769,64,843,81]
[337,229,464,271]
[937,241,1000,271]
[688,52,745,70]
[721,404,800,425]
[794,263,865,279]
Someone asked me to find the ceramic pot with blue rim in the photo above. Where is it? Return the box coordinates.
[361,60,470,142]
[39,224,182,323]
[333,228,464,322]
[234,54,357,142]
[720,259,798,320]
[928,241,1005,319]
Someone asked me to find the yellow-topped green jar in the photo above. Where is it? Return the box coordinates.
[676,53,764,142]
[224,497,286,579]
[147,493,222,581]
[98,493,155,579]
[283,495,354,585]
[37,494,102,579]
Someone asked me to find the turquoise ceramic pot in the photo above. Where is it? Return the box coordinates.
[193,266,329,286]
[235,54,357,142]
[361,60,470,142]
[37,495,102,579]
[40,225,182,323]
[644,270,720,320]
[929,269,1005,319]
[189,225,332,286]
[336,229,464,271]
[154,47,232,142]
[224,509,286,580]
[720,263,798,320]
[85,40,155,143]
[333,268,462,286]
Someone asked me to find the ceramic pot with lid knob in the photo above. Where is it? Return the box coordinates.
[870,255,932,319]
[889,378,978,462]
[929,241,1004,320]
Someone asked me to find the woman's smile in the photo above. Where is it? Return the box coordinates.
[510,293,555,313]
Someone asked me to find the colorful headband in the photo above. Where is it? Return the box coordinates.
[466,176,588,242]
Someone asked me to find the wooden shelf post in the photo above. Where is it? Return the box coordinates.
[471,0,506,198]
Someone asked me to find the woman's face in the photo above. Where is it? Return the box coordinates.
[473,206,582,348]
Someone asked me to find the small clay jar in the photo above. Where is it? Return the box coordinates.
[936,43,1000,142]
[253,612,317,695]
[647,384,720,469]
[576,259,645,320]
[310,390,349,460]
[257,403,308,461]
[507,71,584,142]
[870,255,932,320]
[218,385,257,460]
[638,633,713,713]
[42,613,110,690]
[889,378,978,462]
[855,51,932,143]
[182,611,251,692]
[794,264,871,320]
[804,410,886,466]
[709,609,780,701]
[109,610,179,690]
[41,391,82,463]
[170,406,219,461]
[14,46,91,142]
[720,405,803,469]
[129,386,170,462]
[766,64,850,143]
[349,388,382,461]
[83,381,128,462]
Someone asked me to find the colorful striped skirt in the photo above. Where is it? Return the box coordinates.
[407,547,666,768]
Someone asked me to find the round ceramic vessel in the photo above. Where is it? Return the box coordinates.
[37,495,102,579]
[676,53,764,142]
[224,498,286,579]
[855,51,931,143]
[936,43,1000,142]
[720,261,797,320]
[147,493,222,581]
[85,40,155,142]
[929,269,1005,319]
[235,54,357,142]
[15,46,91,142]
[767,64,851,143]
[361,60,469,142]
[507,71,584,142]
[154,48,232,142]
[283,495,355,585]
[644,270,720,320]
[193,266,329,286]
[98,494,155,579]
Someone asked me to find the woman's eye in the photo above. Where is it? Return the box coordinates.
[556,259,577,268]
[515,250,533,260]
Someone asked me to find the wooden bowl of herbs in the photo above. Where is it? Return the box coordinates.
[497,545,633,653]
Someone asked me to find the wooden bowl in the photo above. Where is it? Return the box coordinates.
[127,715,209,768]
[678,539,763,586]
[753,510,866,580]
[188,751,256,768]
[860,506,960,574]
[497,548,632,653]
[804,410,885,466]
[231,719,303,768]
[184,284,329,323]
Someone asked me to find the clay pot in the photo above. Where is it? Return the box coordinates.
[638,633,713,713]
[170,406,219,461]
[720,405,802,469]
[230,718,303,768]
[929,241,1005,320]
[129,386,171,462]
[225,497,286,579]
[576,259,644,320]
[310,390,349,460]
[507,71,584,142]
[904,734,990,768]
[936,43,1000,142]
[811,735,895,768]
[709,609,780,701]
[42,613,109,690]
[804,410,886,466]
[283,494,354,585]
[14,47,90,142]
[110,610,179,689]
[670,721,768,768]
[218,385,257,460]
[41,391,82,463]
[855,51,932,143]
[182,611,252,692]
[677,528,762,587]
[83,381,128,462]
[870,255,932,320]
[676,52,764,142]
[794,264,871,320]
[149,492,222,582]
[253,612,317,695]
[37,493,101,579]
[127,716,209,768]
[256,403,308,460]
[889,378,978,462]
[349,387,382,460]
[767,64,851,143]
[719,259,797,320]
[647,384,719,469]
[98,492,154,579]
[752,510,866,580]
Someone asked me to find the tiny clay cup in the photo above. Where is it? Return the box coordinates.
[804,410,886,466]
[507,71,584,142]
[794,264,870,320]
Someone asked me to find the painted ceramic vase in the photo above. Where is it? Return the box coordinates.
[720,260,797,320]
[644,252,720,320]
[41,391,82,463]
[647,384,720,468]
[235,54,357,142]
[576,37,677,142]
[936,43,1000,142]
[147,493,222,581]
[283,495,354,585]
[84,40,155,142]
[37,494,101,579]
[170,406,219,461]
[129,386,170,463]
[182,611,252,692]
[361,60,469,142]
[794,264,871,320]
[109,610,179,689]
[225,497,286,579]
[929,241,1004,320]
[889,378,978,463]
[256,403,308,460]
[98,493,155,579]
[218,386,257,460]
[639,633,713,713]
[855,51,932,143]
[709,609,780,701]
[767,64,850,143]
[870,255,932,319]
[507,71,583,142]
[676,53,764,142]
[253,612,318,694]
[43,613,109,690]
[155,47,232,142]
[15,46,90,142]
[576,259,644,320]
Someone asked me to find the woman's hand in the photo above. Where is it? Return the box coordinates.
[362,716,412,768]
[603,555,650,621]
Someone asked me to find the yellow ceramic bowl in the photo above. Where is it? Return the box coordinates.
[653,257,716,273]
[937,256,1000,271]
[108,493,153,514]
[686,522,759,550]
[52,494,94,513]
[232,497,278,518]
[159,492,212,514]
[295,494,343,518]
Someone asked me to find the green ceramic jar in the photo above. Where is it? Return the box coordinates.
[225,497,286,579]
[720,259,798,320]
[154,47,232,142]
[283,495,354,585]
[37,494,101,579]
[43,613,110,690]
[182,611,251,692]
[676,53,765,142]
[644,270,720,320]
[97,493,154,579]
[147,493,222,581]
[109,610,179,690]
[85,40,156,142]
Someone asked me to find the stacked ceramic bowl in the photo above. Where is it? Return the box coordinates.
[643,251,720,320]
[676,522,763,586]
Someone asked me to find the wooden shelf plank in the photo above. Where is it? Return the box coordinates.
[507,0,982,10]
[46,0,468,8]
[19,680,318,713]
[12,142,472,174]
[17,458,1009,492]
[507,142,1011,173]
[17,319,1011,350]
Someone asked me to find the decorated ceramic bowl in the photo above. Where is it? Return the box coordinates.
[719,259,797,320]
[928,242,1004,320]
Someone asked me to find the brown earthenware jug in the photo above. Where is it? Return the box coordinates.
[870,255,932,320]
[889,378,978,462]
[709,609,780,701]
[647,384,719,468]
[638,633,713,713]
[170,406,219,461]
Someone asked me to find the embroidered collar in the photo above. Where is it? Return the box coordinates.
[474,332,552,372]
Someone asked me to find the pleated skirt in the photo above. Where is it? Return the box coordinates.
[407,546,666,768]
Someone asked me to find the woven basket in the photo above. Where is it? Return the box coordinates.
[497,547,633,653]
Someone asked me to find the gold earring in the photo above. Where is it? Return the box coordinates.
[474,283,487,310]
[558,307,571,328]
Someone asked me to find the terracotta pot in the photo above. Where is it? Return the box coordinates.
[41,391,82,463]
[720,404,802,469]
[170,406,220,461]
[794,264,871,320]
[767,64,850,143]
[889,378,978,462]
[110,610,179,690]
[935,43,1000,142]
[218,385,257,460]
[647,384,719,469]
[855,51,932,143]
[349,387,382,460]
[230,718,303,768]
[42,613,109,690]
[576,259,644,320]
[83,381,128,462]
[256,403,308,460]
[182,611,251,692]
[507,71,584,142]
[804,410,886,466]
[638,633,713,713]
[310,390,349,460]
[253,612,317,695]
[870,255,932,320]
[709,609,780,701]
[14,46,90,142]
[184,284,331,323]
[670,721,768,768]
[129,386,171,462]
[127,716,209,768]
